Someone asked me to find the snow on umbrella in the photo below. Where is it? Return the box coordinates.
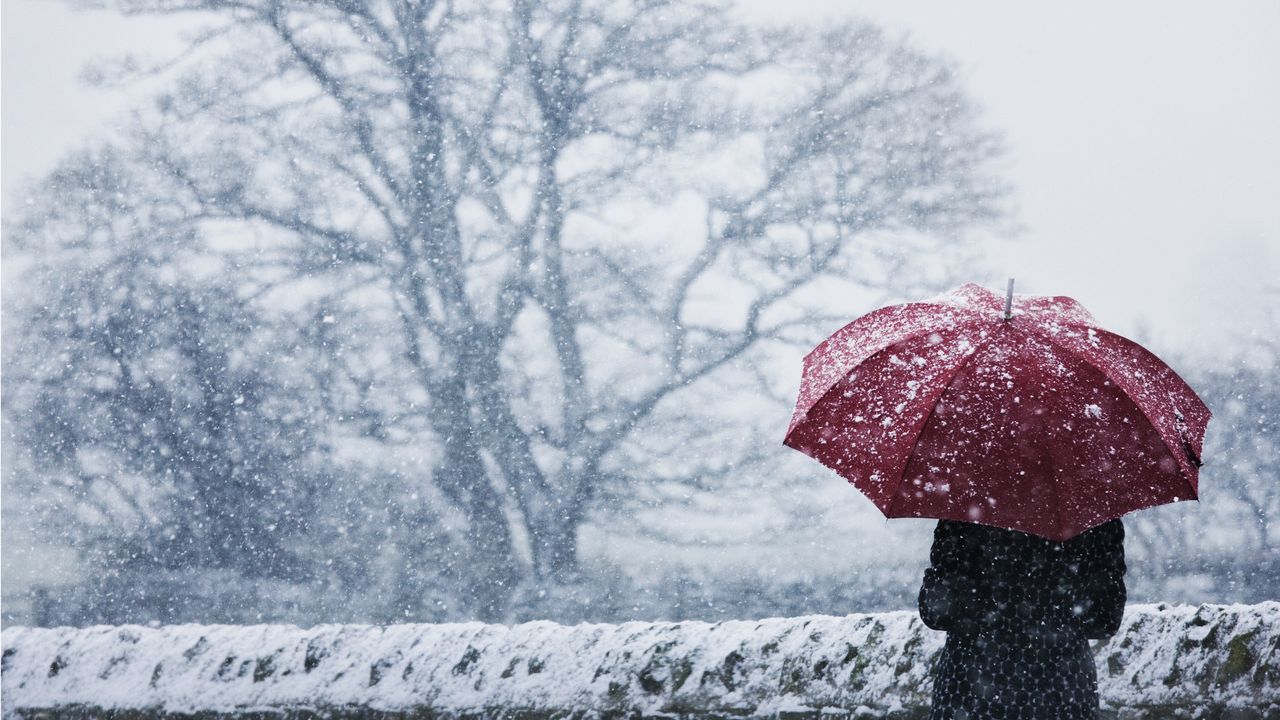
[782,281,1211,541]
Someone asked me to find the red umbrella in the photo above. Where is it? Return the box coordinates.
[782,281,1211,541]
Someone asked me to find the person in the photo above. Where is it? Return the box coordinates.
[918,518,1126,720]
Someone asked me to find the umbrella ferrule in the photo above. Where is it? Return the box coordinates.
[1003,278,1015,320]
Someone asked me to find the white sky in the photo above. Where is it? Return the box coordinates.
[3,0,1278,363]
[735,0,1280,363]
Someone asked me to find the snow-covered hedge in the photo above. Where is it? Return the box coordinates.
[2,602,1277,719]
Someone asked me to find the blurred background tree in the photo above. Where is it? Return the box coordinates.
[12,0,1269,626]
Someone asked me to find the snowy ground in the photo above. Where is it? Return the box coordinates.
[2,602,1276,718]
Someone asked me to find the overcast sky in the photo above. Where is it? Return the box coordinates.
[4,0,1277,364]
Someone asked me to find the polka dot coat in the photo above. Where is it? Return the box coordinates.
[918,519,1126,720]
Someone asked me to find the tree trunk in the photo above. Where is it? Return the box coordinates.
[532,518,581,585]
[429,368,522,622]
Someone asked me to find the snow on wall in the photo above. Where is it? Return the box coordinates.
[2,603,1276,718]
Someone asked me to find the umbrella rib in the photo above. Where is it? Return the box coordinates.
[1045,425,1069,541]
[799,301,964,367]
[1023,323,1201,502]
[787,321,986,439]
[883,325,1004,520]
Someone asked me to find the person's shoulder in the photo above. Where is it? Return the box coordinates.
[1096,518,1124,535]
[1074,518,1125,544]
[936,518,988,535]
[936,519,1009,544]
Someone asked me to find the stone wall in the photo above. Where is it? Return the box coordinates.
[2,602,1277,719]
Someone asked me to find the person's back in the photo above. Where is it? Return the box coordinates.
[918,518,1126,720]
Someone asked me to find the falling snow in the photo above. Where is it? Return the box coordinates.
[1,1,1277,716]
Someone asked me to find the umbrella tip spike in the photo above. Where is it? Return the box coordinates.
[1003,278,1015,320]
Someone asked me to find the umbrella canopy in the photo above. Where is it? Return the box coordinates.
[782,282,1211,541]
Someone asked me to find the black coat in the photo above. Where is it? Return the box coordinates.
[918,519,1126,720]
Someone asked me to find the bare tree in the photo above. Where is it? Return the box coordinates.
[1120,309,1279,603]
[3,146,326,589]
[10,0,1007,620]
